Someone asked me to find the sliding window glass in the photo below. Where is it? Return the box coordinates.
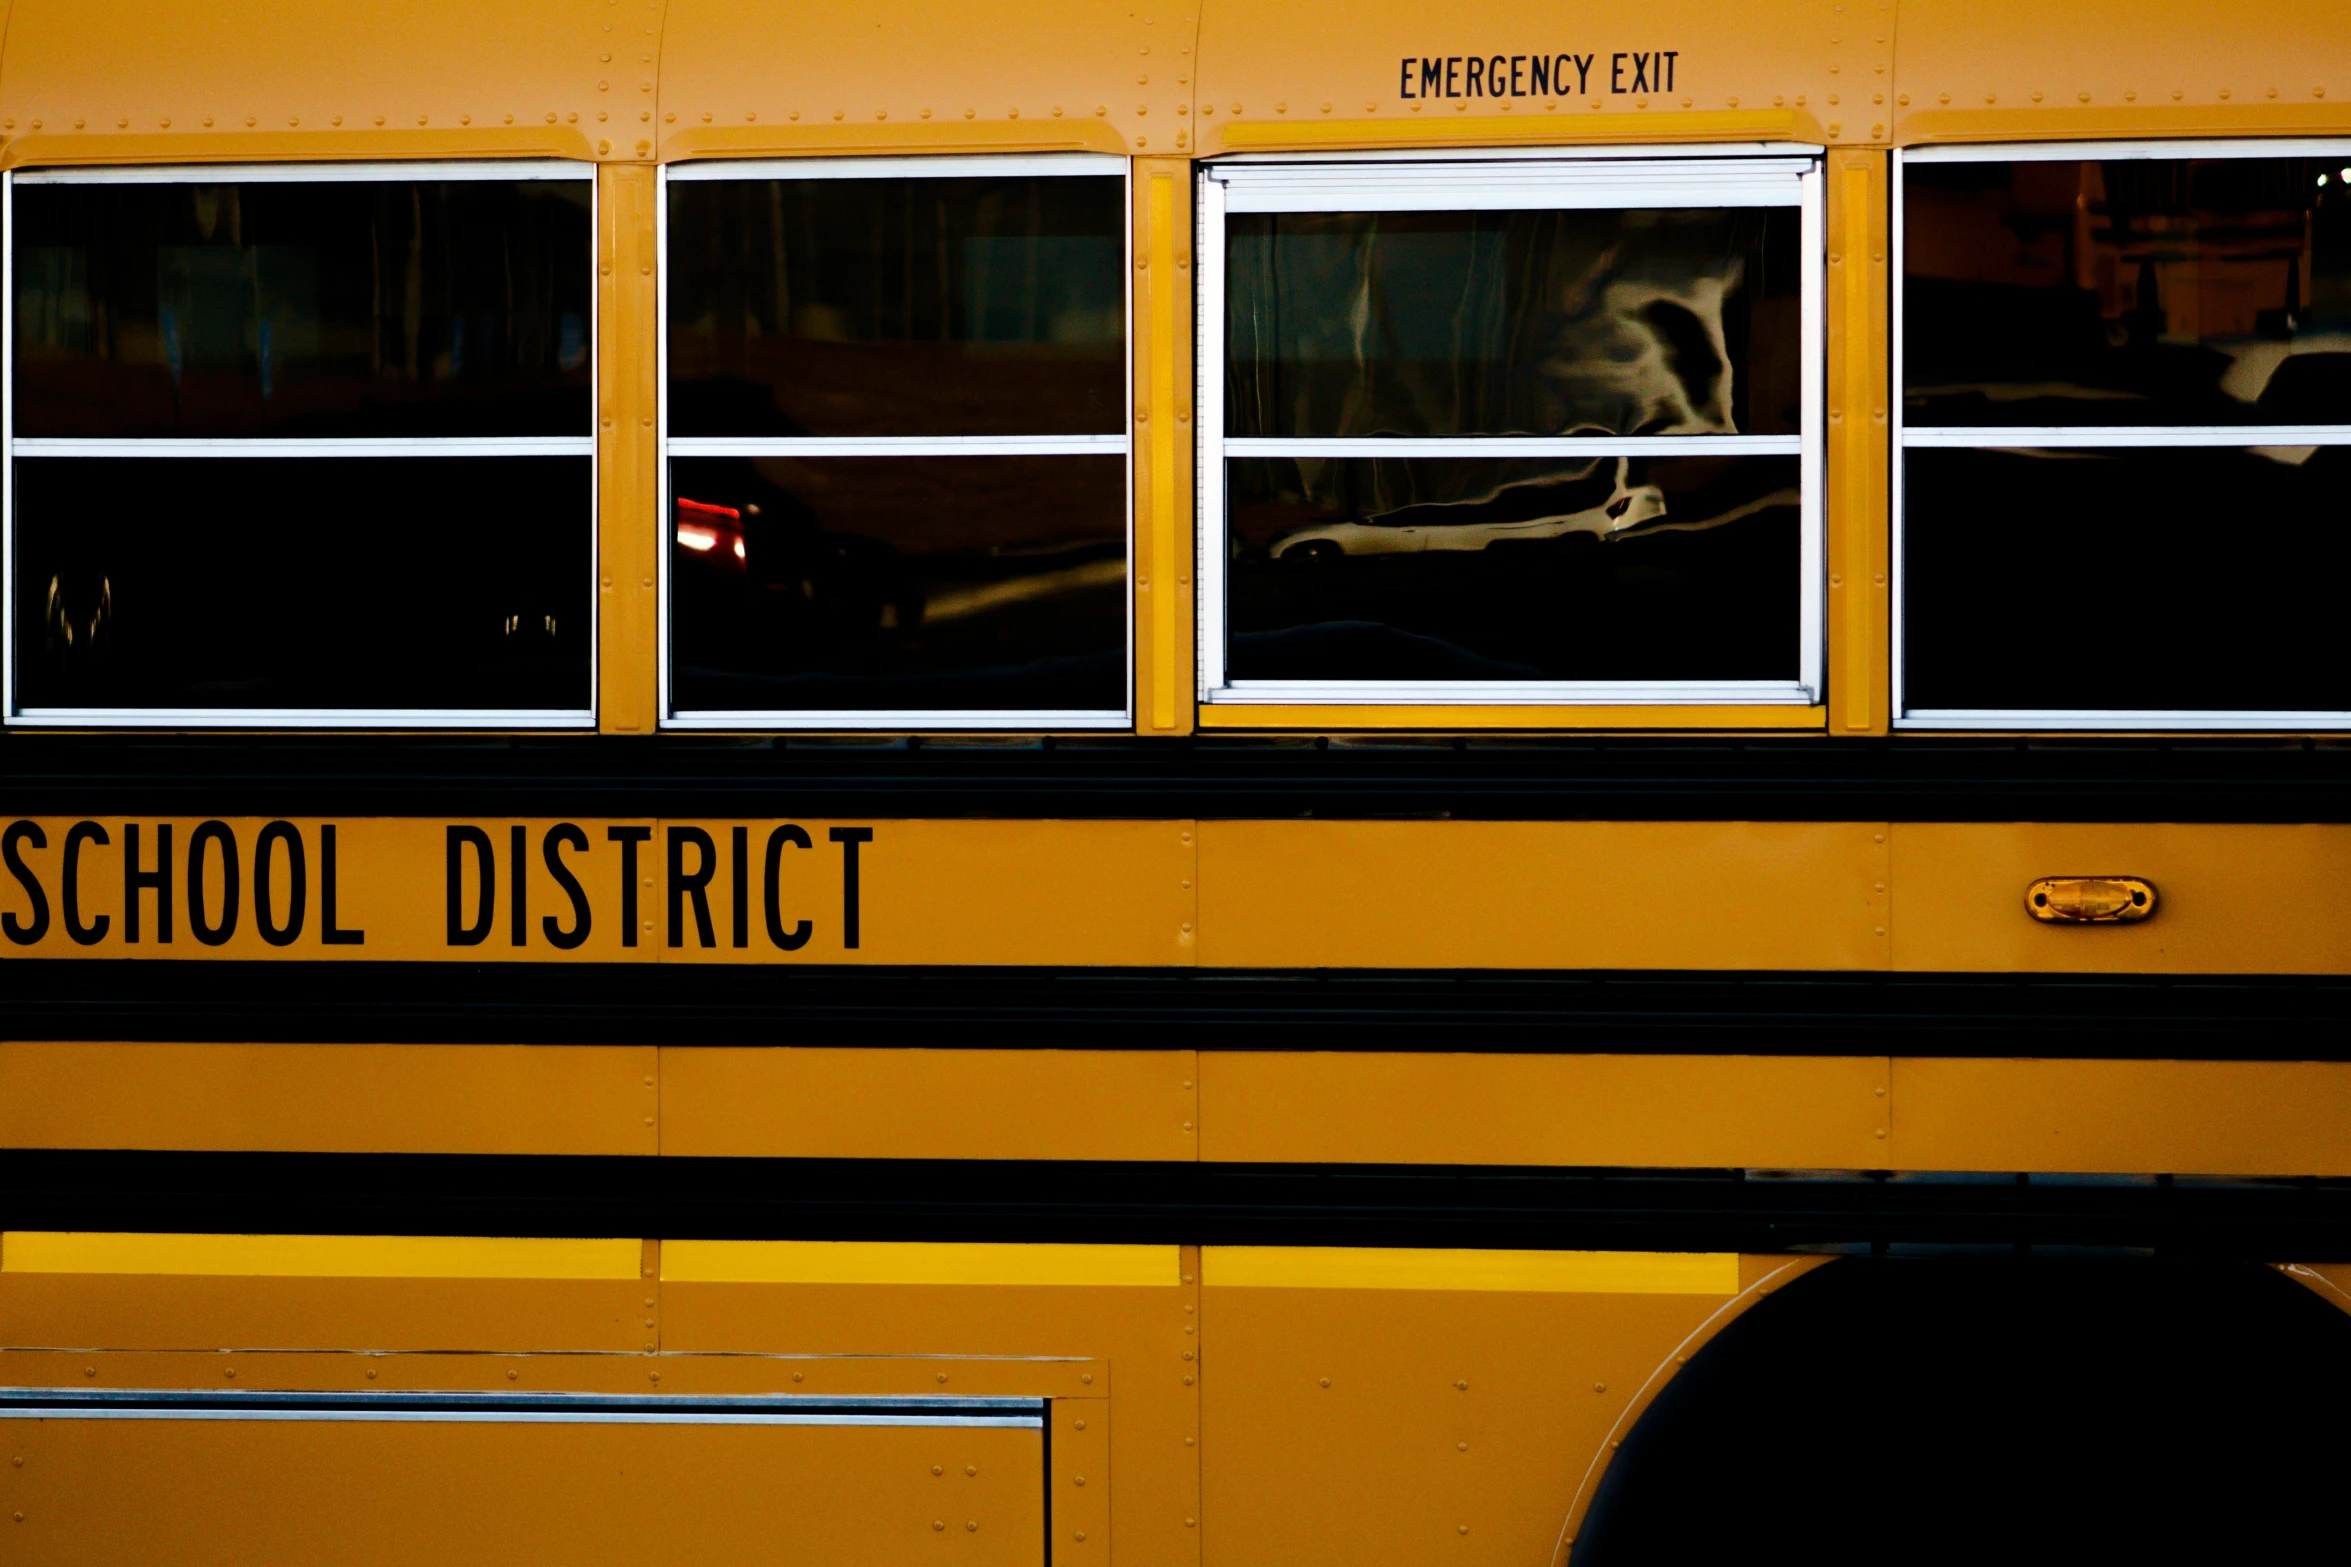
[662,156,1130,729]
[5,163,596,727]
[1198,154,1823,709]
[1898,141,2351,729]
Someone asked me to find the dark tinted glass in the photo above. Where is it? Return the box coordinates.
[13,178,593,438]
[1903,445,2351,712]
[1225,454,1799,681]
[666,176,1126,437]
[1905,157,2351,426]
[668,455,1126,711]
[1226,207,1803,439]
[13,457,592,711]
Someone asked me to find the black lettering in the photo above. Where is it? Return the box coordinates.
[124,822,172,944]
[668,826,717,948]
[253,821,306,947]
[1421,58,1442,97]
[1531,55,1549,96]
[446,825,495,947]
[321,825,365,946]
[1491,55,1508,95]
[762,825,813,951]
[507,824,529,948]
[62,821,108,945]
[1575,53,1594,93]
[608,826,651,948]
[1634,51,1652,92]
[1465,56,1484,95]
[730,826,750,948]
[1612,52,1627,92]
[830,827,872,950]
[542,824,592,950]
[1662,51,1677,91]
[2,821,48,946]
[187,820,239,947]
[1445,56,1459,95]
[1399,57,1414,98]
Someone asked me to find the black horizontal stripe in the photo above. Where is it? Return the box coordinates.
[3,1150,2348,1260]
[5,960,2346,1059]
[4,731,2348,822]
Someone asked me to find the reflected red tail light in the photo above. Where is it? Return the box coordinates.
[677,497,742,521]
[1605,496,1633,519]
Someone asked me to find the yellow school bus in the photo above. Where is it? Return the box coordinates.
[3,0,2350,1558]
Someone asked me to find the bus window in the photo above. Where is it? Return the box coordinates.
[5,165,596,727]
[1897,145,2351,729]
[1198,155,1823,714]
[662,158,1130,730]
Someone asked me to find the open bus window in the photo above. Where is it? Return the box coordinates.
[1198,156,1824,711]
[662,158,1131,729]
[1898,144,2351,729]
[4,164,596,728]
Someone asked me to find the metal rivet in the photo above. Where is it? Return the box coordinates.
[1075,1532,1088,1543]
[1459,1525,1470,1535]
[1186,1518,1197,1528]
[933,1465,945,1476]
[1454,1380,1468,1391]
[1073,1475,1085,1486]
[966,1521,979,1532]
[1081,1373,1092,1385]
[1457,1441,1469,1451]
[507,1369,519,1380]
[365,1369,377,1379]
[1074,1419,1086,1431]
[933,1521,946,1532]
[967,1466,978,1477]
[938,1373,949,1384]
[792,1372,804,1382]
[1319,1377,1330,1388]
[1182,1374,1194,1385]
[1594,1382,1606,1393]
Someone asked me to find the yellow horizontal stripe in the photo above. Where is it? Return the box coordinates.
[1219,109,1801,151]
[663,1240,1180,1288]
[1,1232,639,1281]
[1203,1246,1738,1295]
[1197,704,1824,731]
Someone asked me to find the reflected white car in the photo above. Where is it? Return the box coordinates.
[1269,483,1667,560]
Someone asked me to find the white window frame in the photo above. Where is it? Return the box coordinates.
[658,154,1134,732]
[1195,147,1826,709]
[1894,139,2351,732]
[1,160,600,730]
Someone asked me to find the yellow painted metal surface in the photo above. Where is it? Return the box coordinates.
[1825,148,1890,735]
[1891,823,2351,975]
[2,1232,638,1279]
[0,1042,659,1155]
[5,1042,2347,1178]
[655,0,1159,162]
[1134,159,1197,735]
[1201,1247,1737,1294]
[661,1048,1199,1162]
[0,0,610,167]
[8,817,2350,973]
[1195,820,1891,970]
[1199,1052,1890,1168]
[662,1242,1182,1288]
[597,163,661,732]
[1892,0,2350,146]
[0,817,1195,966]
[1,1414,1044,1567]
[1193,0,1846,155]
[1889,1059,2351,1177]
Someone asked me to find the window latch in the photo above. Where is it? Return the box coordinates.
[2025,877,2157,924]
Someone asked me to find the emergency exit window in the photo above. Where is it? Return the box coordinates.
[662,156,1131,730]
[1197,153,1824,710]
[1897,141,2351,728]
[4,163,597,728]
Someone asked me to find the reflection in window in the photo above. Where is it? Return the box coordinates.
[666,172,1125,438]
[1227,209,1802,439]
[1899,147,2351,726]
[6,167,597,725]
[663,160,1131,728]
[1202,157,1822,707]
[13,176,592,438]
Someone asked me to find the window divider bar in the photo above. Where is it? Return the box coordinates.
[1901,425,2351,449]
[1220,435,1803,458]
[13,436,596,459]
[664,435,1130,457]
